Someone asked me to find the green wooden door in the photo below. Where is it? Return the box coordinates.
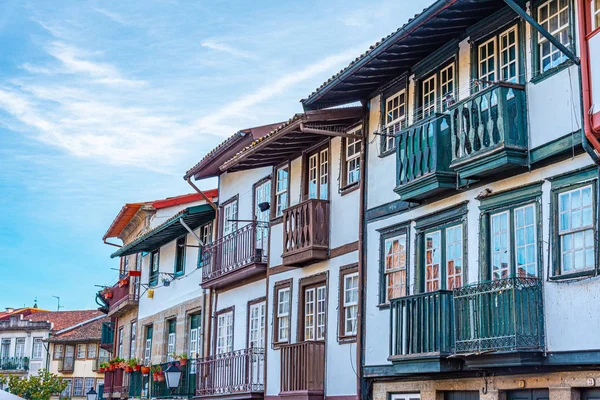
[508,389,549,400]
[582,389,600,400]
[445,391,479,400]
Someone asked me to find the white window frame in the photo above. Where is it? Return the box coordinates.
[223,200,238,237]
[308,148,329,200]
[382,89,407,153]
[478,37,497,86]
[216,311,233,354]
[558,185,595,274]
[87,343,97,359]
[593,0,600,30]
[275,165,289,217]
[14,338,25,359]
[342,272,359,336]
[304,284,326,341]
[32,337,43,360]
[491,210,512,280]
[439,64,455,111]
[61,379,72,398]
[248,301,266,348]
[73,377,84,397]
[514,204,538,278]
[383,234,407,303]
[499,26,519,83]
[424,230,442,292]
[345,133,361,186]
[77,343,87,359]
[276,287,290,343]
[53,344,63,360]
[129,322,136,359]
[84,378,95,397]
[537,0,571,73]
[117,327,124,358]
[167,320,176,361]
[445,224,464,290]
[422,75,437,117]
[143,330,152,366]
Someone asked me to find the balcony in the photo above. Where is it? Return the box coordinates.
[394,114,456,202]
[151,361,196,399]
[279,342,324,400]
[101,321,115,351]
[0,357,29,372]
[196,348,264,399]
[104,275,140,318]
[282,199,330,267]
[201,222,268,289]
[103,368,124,397]
[448,83,528,180]
[389,291,454,362]
[454,277,544,357]
[58,356,75,373]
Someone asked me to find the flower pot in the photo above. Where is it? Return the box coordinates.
[141,366,150,375]
[125,367,133,373]
[99,368,105,373]
[179,358,187,366]
[157,374,165,382]
[133,365,141,371]
[118,278,129,287]
[104,292,113,299]
[152,373,158,381]
[109,364,115,371]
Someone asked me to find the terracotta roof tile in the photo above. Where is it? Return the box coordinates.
[49,316,109,343]
[28,310,103,332]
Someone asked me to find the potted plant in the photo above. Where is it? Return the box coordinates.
[100,287,113,299]
[99,362,110,373]
[178,353,188,366]
[129,358,141,371]
[151,365,163,381]
[140,365,150,375]
[118,277,129,287]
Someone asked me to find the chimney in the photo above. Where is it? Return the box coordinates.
[5,307,14,313]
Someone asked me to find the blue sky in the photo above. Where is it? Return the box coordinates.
[0,0,431,311]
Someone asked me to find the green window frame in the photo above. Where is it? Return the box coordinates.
[149,250,159,287]
[531,0,576,80]
[377,224,409,305]
[166,319,176,361]
[143,325,153,365]
[479,182,543,281]
[414,203,468,293]
[174,235,186,277]
[549,167,598,278]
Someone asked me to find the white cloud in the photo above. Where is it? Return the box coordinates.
[201,40,258,60]
[94,8,132,26]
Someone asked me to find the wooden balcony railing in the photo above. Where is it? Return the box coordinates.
[0,357,29,371]
[201,222,268,288]
[394,114,456,201]
[105,277,140,317]
[454,277,544,354]
[58,356,75,372]
[282,199,330,266]
[101,321,115,351]
[196,348,264,396]
[280,342,324,394]
[389,290,454,360]
[151,361,196,398]
[103,368,124,394]
[448,83,528,179]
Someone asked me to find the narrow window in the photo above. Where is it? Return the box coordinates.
[491,211,511,280]
[515,204,538,277]
[175,236,186,276]
[129,322,136,359]
[499,26,519,82]
[149,250,159,287]
[14,338,25,359]
[275,165,289,217]
[73,378,84,397]
[254,178,271,256]
[478,38,497,87]
[422,75,437,117]
[215,310,233,354]
[383,234,407,303]
[61,379,73,399]
[167,319,176,361]
[117,328,123,358]
[302,281,327,341]
[445,225,464,290]
[419,222,465,292]
[558,185,595,273]
[306,147,329,200]
[425,231,442,292]
[342,271,359,337]
[383,90,406,152]
[275,286,291,343]
[188,314,201,372]
[440,64,455,110]
[144,325,153,365]
[537,0,571,73]
[248,301,266,348]
[84,378,95,397]
[87,343,97,359]
[32,338,43,360]
[344,135,361,187]
[53,343,63,360]
[197,222,212,268]
[594,0,600,30]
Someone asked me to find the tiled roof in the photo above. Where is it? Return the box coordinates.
[48,315,109,343]
[28,310,103,332]
[0,307,48,321]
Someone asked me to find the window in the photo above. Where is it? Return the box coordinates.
[382,232,408,303]
[188,314,201,369]
[275,165,289,217]
[557,185,595,274]
[84,378,95,397]
[215,309,233,354]
[53,344,63,360]
[77,344,87,359]
[14,338,25,358]
[420,63,456,118]
[422,75,437,117]
[174,235,186,277]
[477,26,519,88]
[123,256,129,275]
[129,322,136,359]
[143,325,153,365]
[149,250,159,287]
[594,0,600,30]
[254,178,271,255]
[274,283,291,344]
[73,378,84,397]
[306,146,329,200]
[32,338,43,360]
[222,198,238,237]
[61,379,72,399]
[382,90,407,153]
[537,0,571,73]
[248,300,266,348]
[167,319,176,361]
[117,327,124,358]
[1,339,10,360]
[343,134,361,187]
[439,64,455,111]
[197,222,212,268]
[299,276,327,341]
[87,343,97,359]
[339,266,359,338]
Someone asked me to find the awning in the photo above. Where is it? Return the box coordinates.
[301,0,508,110]
[110,204,215,258]
[220,107,363,172]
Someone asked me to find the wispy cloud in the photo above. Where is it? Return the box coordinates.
[94,8,132,26]
[201,40,258,60]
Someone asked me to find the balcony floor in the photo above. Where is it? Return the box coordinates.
[450,145,529,180]
[394,171,457,202]
[201,261,267,290]
[195,392,264,400]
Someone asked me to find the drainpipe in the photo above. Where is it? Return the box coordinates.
[503,0,600,163]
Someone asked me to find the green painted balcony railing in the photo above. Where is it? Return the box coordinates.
[453,277,544,354]
[100,321,115,350]
[448,83,528,180]
[0,357,29,371]
[150,361,196,399]
[394,114,457,202]
[389,290,454,360]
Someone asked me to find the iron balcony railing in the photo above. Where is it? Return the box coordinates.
[282,199,330,266]
[389,290,454,359]
[448,83,528,177]
[280,342,324,394]
[150,361,196,399]
[0,357,29,371]
[454,277,544,354]
[196,348,264,396]
[58,356,75,372]
[201,222,268,283]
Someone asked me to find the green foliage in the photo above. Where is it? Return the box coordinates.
[0,369,68,400]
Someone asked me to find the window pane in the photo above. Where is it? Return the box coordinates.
[491,211,511,280]
[514,204,537,277]
[384,234,407,301]
[425,231,441,292]
[446,225,463,290]
[558,185,595,274]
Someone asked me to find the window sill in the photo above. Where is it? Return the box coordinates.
[337,335,357,344]
[271,341,290,350]
[340,182,360,196]
[378,148,396,158]
[531,60,574,85]
[549,269,599,281]
[376,303,390,310]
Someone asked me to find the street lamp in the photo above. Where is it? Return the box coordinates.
[86,388,97,400]
[164,363,182,395]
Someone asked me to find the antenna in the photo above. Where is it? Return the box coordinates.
[52,296,63,311]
